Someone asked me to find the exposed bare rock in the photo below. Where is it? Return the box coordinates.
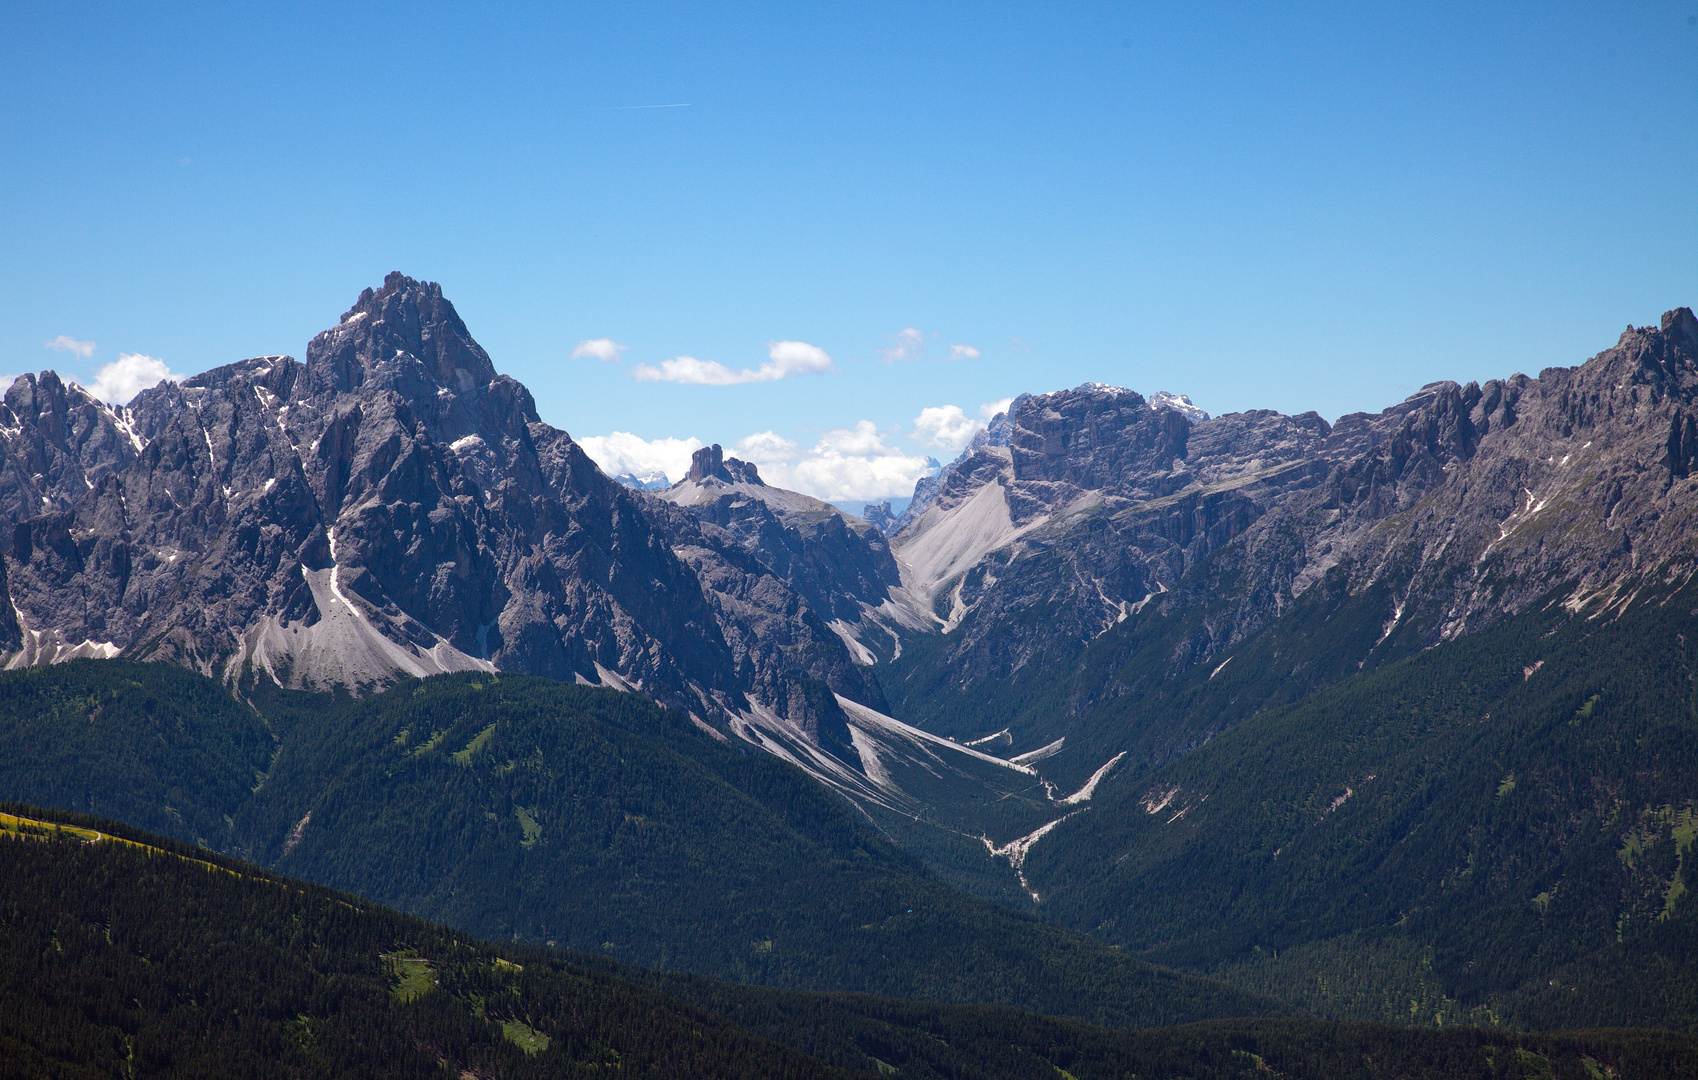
[872,310,1698,758]
[642,446,900,733]
[0,373,144,546]
[860,500,897,533]
[0,275,878,742]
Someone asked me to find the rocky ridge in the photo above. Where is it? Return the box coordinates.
[863,308,1698,768]
[0,275,882,745]
[9,281,1698,868]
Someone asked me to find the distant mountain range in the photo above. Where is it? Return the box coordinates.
[3,275,1697,1032]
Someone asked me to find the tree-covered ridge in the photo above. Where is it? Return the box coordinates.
[235,671,1285,1026]
[0,662,1278,1028]
[0,660,274,846]
[3,803,1695,1080]
[0,803,862,1079]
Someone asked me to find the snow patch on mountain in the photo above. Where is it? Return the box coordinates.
[1148,391,1210,422]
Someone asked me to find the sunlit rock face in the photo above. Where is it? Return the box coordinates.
[0,275,883,749]
[867,311,1698,757]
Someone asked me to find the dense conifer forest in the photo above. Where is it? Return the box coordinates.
[0,662,1276,1027]
[1013,576,1698,1029]
[6,583,1698,1064]
[3,804,1695,1079]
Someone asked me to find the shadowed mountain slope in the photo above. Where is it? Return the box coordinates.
[6,802,1695,1080]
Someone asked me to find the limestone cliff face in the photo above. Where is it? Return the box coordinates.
[0,274,878,738]
[645,444,901,759]
[8,278,1696,820]
[872,309,1698,756]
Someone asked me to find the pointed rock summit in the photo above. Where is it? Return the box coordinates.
[305,272,499,397]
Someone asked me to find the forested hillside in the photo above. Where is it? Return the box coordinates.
[1016,572,1698,1030]
[0,662,1276,1028]
[5,803,1695,1080]
[0,804,857,1079]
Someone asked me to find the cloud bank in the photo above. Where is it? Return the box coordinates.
[746,421,936,502]
[578,421,937,503]
[911,398,1016,452]
[947,343,981,361]
[80,354,184,405]
[576,431,705,485]
[632,340,833,385]
[579,396,1021,503]
[913,405,982,451]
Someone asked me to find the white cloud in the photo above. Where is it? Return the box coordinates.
[913,406,982,451]
[735,430,801,463]
[574,431,705,486]
[630,356,733,384]
[769,451,936,504]
[631,340,834,385]
[814,419,894,457]
[45,335,96,359]
[766,340,834,377]
[878,327,924,365]
[571,338,626,362]
[911,398,1016,452]
[948,343,981,361]
[756,422,936,503]
[79,353,183,405]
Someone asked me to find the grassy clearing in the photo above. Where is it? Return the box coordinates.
[383,951,436,1002]
[0,812,242,880]
[452,723,499,766]
[500,1019,551,1055]
[514,806,542,848]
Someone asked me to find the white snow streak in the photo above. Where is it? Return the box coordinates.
[982,812,1084,901]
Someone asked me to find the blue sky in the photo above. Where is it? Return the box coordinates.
[3,2,1695,502]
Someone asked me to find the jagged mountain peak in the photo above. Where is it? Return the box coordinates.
[1071,381,1140,399]
[1663,305,1698,346]
[0,371,145,534]
[870,303,1698,757]
[305,271,500,400]
[0,274,903,790]
[1009,382,1190,490]
[615,470,671,491]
